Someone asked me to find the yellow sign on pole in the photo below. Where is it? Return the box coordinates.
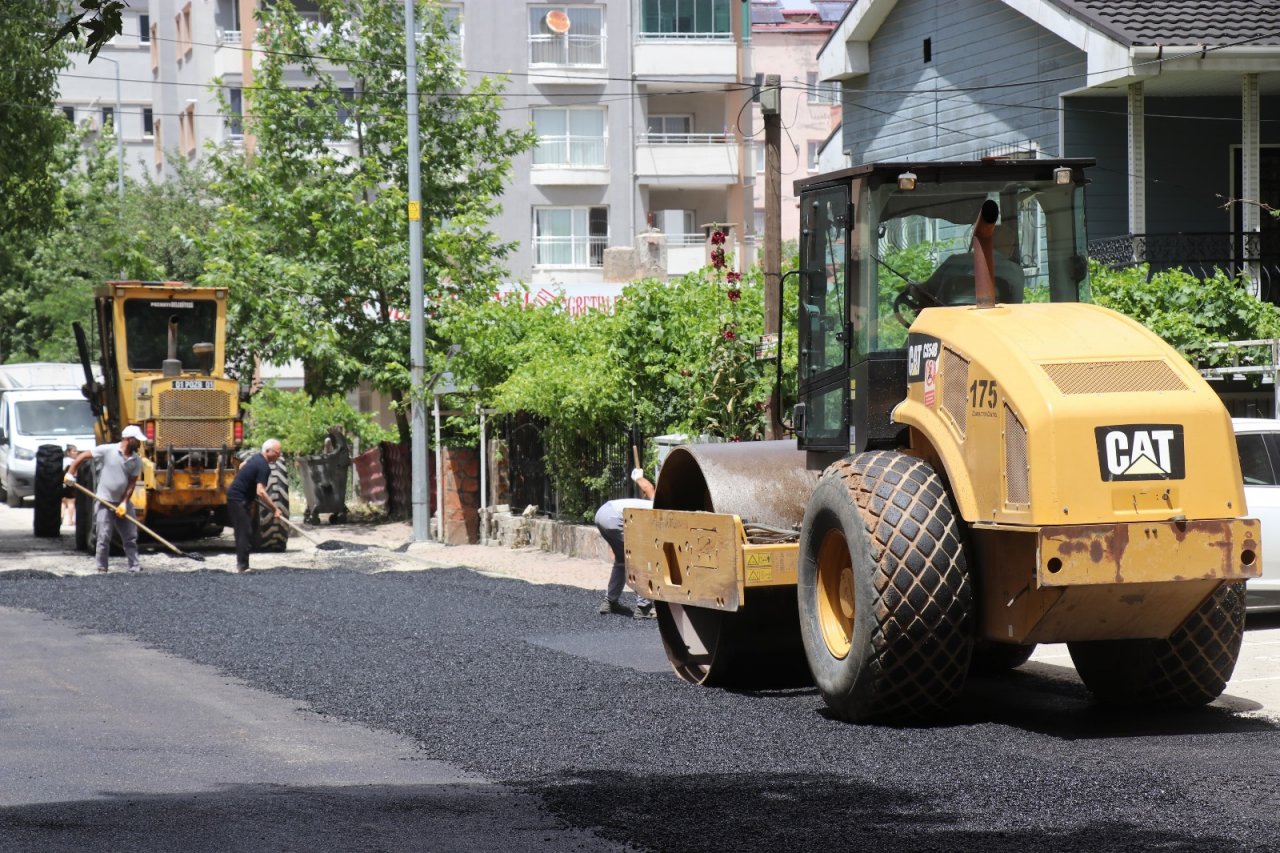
[408,201,421,221]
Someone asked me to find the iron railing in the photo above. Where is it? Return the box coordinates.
[501,415,645,522]
[1089,231,1280,303]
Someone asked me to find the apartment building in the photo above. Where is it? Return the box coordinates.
[56,1,755,286]
[749,1,850,243]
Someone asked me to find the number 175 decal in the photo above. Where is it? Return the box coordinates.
[969,379,997,409]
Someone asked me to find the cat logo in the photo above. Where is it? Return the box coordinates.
[1094,425,1185,481]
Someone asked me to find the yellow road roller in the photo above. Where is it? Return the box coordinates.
[626,160,1259,722]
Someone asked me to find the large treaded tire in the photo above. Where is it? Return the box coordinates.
[33,444,64,538]
[1068,581,1245,707]
[251,459,290,552]
[74,465,96,552]
[797,450,974,723]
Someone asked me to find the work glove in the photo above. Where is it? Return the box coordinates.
[115,502,128,518]
[64,472,76,485]
[630,467,644,483]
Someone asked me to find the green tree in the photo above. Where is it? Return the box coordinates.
[1091,261,1280,371]
[0,2,71,362]
[12,131,214,362]
[50,0,127,61]
[200,0,534,442]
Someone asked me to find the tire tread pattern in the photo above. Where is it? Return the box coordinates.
[33,444,64,538]
[252,459,290,552]
[833,450,973,719]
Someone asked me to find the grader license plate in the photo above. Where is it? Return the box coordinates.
[172,380,214,390]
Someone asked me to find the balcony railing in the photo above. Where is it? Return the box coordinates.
[637,31,732,40]
[217,29,241,46]
[533,236,607,268]
[1090,231,1280,303]
[533,138,606,168]
[638,132,731,145]
[529,34,605,66]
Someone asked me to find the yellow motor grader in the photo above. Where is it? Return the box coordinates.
[626,160,1259,721]
[66,281,289,554]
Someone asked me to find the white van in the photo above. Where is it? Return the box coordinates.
[0,363,100,507]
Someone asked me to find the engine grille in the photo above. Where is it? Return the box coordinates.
[1004,404,1029,506]
[155,389,234,449]
[1040,360,1186,395]
[940,347,969,437]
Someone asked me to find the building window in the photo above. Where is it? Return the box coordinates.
[640,0,732,38]
[754,141,764,173]
[529,5,604,66]
[645,114,692,142]
[101,106,114,131]
[143,107,154,137]
[806,72,838,104]
[534,206,608,267]
[416,4,463,58]
[807,141,821,172]
[227,89,243,139]
[61,106,75,123]
[181,103,196,157]
[139,14,150,43]
[533,107,606,168]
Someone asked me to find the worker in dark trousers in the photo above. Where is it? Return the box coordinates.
[226,438,284,572]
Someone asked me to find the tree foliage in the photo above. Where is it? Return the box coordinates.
[49,0,127,61]
[200,0,534,442]
[242,385,396,455]
[1091,261,1280,371]
[0,2,71,361]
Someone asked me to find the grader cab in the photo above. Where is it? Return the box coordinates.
[626,160,1259,721]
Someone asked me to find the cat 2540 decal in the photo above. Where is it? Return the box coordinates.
[1094,424,1185,481]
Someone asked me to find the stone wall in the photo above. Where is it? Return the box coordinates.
[480,507,612,564]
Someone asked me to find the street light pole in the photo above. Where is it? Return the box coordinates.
[404,0,429,542]
[97,55,125,203]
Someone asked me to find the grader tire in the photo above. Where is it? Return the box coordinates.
[74,464,96,552]
[33,444,65,538]
[1068,581,1245,707]
[251,459,291,552]
[970,641,1037,675]
[797,450,974,722]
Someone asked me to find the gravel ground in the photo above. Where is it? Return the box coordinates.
[2,567,1278,852]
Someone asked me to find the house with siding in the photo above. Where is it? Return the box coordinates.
[818,0,1280,299]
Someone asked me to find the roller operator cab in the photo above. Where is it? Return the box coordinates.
[626,160,1260,722]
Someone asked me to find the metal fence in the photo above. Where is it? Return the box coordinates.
[1089,232,1280,304]
[501,414,645,522]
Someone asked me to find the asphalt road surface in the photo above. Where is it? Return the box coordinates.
[2,508,1280,850]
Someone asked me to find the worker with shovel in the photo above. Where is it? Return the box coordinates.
[227,438,285,573]
[65,425,145,574]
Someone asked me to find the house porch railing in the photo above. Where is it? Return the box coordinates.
[1088,231,1280,302]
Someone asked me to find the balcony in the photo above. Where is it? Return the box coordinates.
[634,34,737,86]
[213,30,244,78]
[528,33,608,86]
[635,133,739,185]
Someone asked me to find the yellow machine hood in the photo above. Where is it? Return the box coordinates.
[893,302,1244,526]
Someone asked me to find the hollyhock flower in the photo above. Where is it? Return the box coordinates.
[711,247,725,268]
[710,230,726,245]
[726,271,741,283]
[726,288,741,301]
[723,327,737,341]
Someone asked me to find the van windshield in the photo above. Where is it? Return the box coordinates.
[15,400,97,436]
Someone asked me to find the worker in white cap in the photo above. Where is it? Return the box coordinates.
[66,424,145,573]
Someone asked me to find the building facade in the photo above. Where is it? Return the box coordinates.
[57,0,758,287]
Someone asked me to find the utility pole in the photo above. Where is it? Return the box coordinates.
[405,0,429,541]
[761,74,782,439]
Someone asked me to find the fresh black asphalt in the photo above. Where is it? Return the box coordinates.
[2,565,1278,852]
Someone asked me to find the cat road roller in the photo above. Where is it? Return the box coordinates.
[625,159,1260,722]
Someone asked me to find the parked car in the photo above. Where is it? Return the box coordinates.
[1234,417,1280,612]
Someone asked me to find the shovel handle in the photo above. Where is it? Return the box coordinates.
[65,478,197,560]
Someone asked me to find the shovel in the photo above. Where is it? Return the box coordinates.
[66,479,205,562]
[257,497,324,546]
